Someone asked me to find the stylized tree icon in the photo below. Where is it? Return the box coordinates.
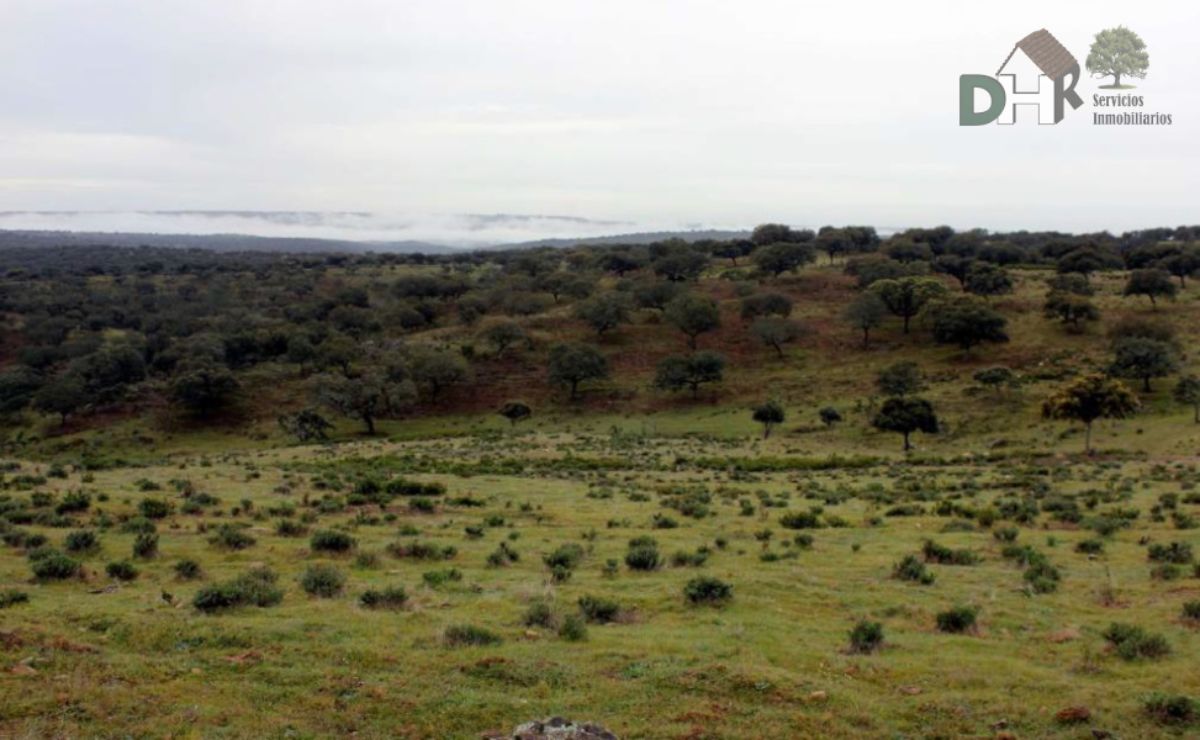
[1086,26,1148,89]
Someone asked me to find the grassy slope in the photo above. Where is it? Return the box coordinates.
[2,264,1200,737]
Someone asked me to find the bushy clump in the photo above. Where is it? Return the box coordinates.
[1075,539,1105,555]
[779,510,823,529]
[683,576,732,606]
[385,478,446,497]
[992,527,1019,543]
[935,605,978,633]
[275,519,309,537]
[300,564,346,597]
[486,542,520,567]
[1103,623,1171,661]
[1148,541,1193,564]
[209,525,255,550]
[848,620,884,654]
[671,549,709,567]
[578,595,621,623]
[422,568,463,587]
[0,589,30,608]
[120,517,156,535]
[64,529,99,553]
[522,598,558,628]
[360,585,408,610]
[310,529,356,553]
[558,614,588,642]
[443,624,502,647]
[625,538,662,572]
[387,540,457,561]
[543,543,585,571]
[1183,600,1200,622]
[1023,558,1061,594]
[29,548,80,580]
[922,540,979,566]
[138,498,173,519]
[193,567,283,612]
[55,491,91,515]
[893,554,935,585]
[105,560,139,581]
[133,532,160,559]
[1144,694,1199,726]
[174,558,202,580]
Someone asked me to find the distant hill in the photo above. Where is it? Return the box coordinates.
[500,229,753,250]
[0,229,456,255]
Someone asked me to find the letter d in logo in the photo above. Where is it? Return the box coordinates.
[959,75,1005,126]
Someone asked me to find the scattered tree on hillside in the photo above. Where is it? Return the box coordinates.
[169,362,240,418]
[740,292,792,321]
[1160,247,1200,288]
[870,277,948,334]
[33,374,85,427]
[973,367,1015,394]
[872,397,938,451]
[927,296,1009,353]
[843,292,887,347]
[408,347,469,401]
[1042,373,1139,453]
[574,292,633,336]
[278,408,334,442]
[964,263,1014,297]
[1109,338,1179,392]
[314,371,414,435]
[877,361,924,397]
[654,352,726,399]
[753,242,816,277]
[752,400,786,439]
[480,320,528,356]
[664,294,721,350]
[547,343,609,400]
[819,406,842,427]
[1043,291,1100,332]
[750,317,806,358]
[1173,375,1200,423]
[1123,268,1177,309]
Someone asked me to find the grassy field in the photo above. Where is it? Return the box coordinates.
[2,427,1200,738]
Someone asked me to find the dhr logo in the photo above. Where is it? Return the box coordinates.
[960,29,1084,125]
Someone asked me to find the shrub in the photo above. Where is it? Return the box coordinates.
[543,543,585,571]
[522,599,558,628]
[443,624,502,647]
[558,614,588,642]
[174,559,202,580]
[275,519,309,537]
[779,510,823,529]
[922,540,979,565]
[1148,541,1193,564]
[132,532,160,559]
[671,549,709,567]
[193,567,283,612]
[0,589,30,609]
[360,585,408,610]
[578,595,621,623]
[1183,600,1200,622]
[300,564,346,597]
[209,525,255,551]
[848,620,884,654]
[625,544,662,572]
[55,491,91,514]
[935,605,978,633]
[893,554,935,585]
[1075,539,1105,555]
[64,529,99,553]
[138,498,173,519]
[1024,559,1061,594]
[1144,694,1199,726]
[684,576,732,606]
[120,517,156,535]
[311,529,356,553]
[105,560,139,581]
[1103,623,1171,660]
[388,540,457,561]
[422,568,463,587]
[992,527,1019,543]
[29,548,80,580]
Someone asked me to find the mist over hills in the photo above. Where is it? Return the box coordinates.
[0,210,765,254]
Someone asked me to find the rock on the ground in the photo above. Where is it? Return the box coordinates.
[505,716,617,740]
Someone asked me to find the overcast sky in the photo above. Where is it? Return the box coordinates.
[2,0,1199,241]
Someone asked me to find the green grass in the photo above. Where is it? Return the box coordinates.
[2,430,1199,737]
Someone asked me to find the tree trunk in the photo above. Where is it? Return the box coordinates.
[1193,403,1199,423]
[1144,376,1152,392]
[902,315,911,334]
[902,432,911,451]
[862,327,870,348]
[1084,421,1093,455]
[762,424,771,440]
[688,335,698,350]
[773,343,784,359]
[363,414,376,435]
[569,381,579,401]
